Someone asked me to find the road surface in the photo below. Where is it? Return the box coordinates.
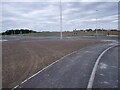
[93,46,119,88]
[14,43,119,88]
[2,36,119,89]
[1,35,119,42]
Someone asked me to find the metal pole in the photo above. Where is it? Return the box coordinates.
[14,30,15,35]
[96,10,98,36]
[60,0,62,40]
[20,30,22,34]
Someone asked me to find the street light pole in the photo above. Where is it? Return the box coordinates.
[96,10,98,36]
[60,0,63,40]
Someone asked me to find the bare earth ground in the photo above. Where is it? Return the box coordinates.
[2,40,104,88]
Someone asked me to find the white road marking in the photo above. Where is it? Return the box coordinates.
[85,51,94,53]
[87,44,118,90]
[99,63,108,69]
[0,40,8,42]
[102,40,118,43]
[12,44,118,89]
[99,74,104,76]
[102,81,109,84]
[12,46,87,89]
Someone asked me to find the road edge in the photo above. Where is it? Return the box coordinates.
[12,45,91,89]
[87,44,118,90]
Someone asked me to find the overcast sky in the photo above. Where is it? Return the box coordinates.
[1,1,118,32]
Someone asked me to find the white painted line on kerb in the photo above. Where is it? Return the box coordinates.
[87,44,118,90]
[12,46,87,89]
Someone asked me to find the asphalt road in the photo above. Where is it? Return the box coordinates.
[93,46,119,88]
[15,43,119,88]
[2,35,119,89]
[1,35,119,42]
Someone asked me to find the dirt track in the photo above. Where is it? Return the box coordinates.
[2,40,103,88]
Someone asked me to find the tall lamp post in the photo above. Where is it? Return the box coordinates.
[60,0,63,40]
[96,10,98,36]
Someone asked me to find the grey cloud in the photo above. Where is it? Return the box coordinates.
[1,2,118,32]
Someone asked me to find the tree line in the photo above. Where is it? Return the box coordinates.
[2,29,36,35]
[73,29,118,32]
